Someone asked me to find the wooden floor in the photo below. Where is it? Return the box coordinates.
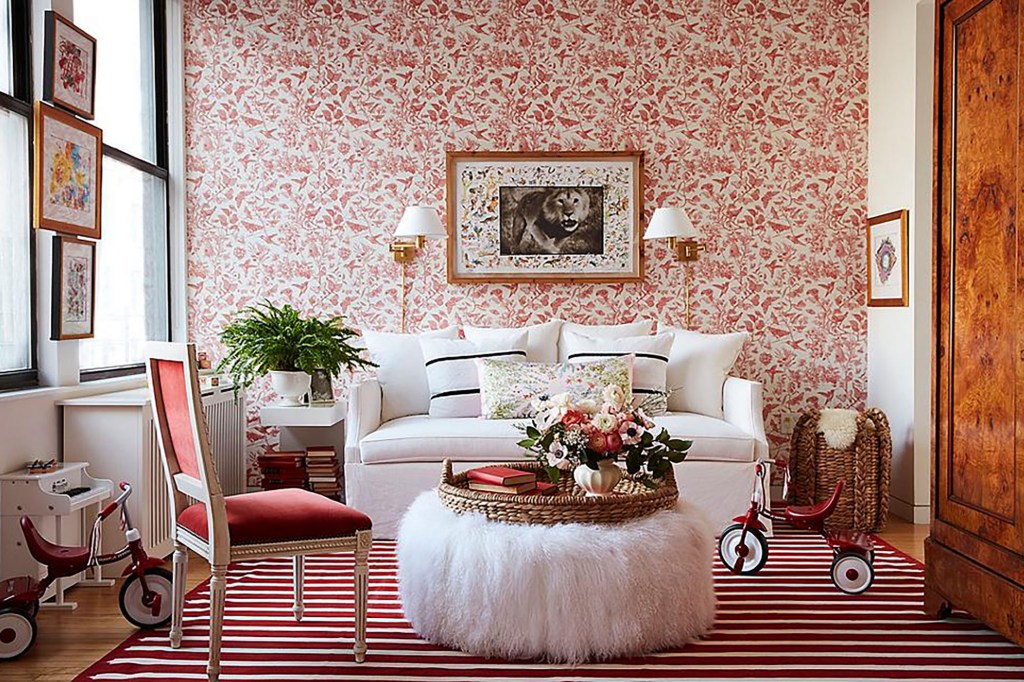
[5,517,929,682]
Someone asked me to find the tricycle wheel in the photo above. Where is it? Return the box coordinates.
[831,552,874,594]
[718,523,769,574]
[0,608,37,660]
[119,567,173,628]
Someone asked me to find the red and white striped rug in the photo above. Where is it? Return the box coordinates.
[76,529,1024,681]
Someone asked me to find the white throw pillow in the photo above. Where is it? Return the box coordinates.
[557,320,653,362]
[362,326,460,422]
[420,333,528,418]
[661,327,749,418]
[463,320,562,363]
[562,331,673,414]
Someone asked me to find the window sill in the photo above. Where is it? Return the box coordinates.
[0,375,146,404]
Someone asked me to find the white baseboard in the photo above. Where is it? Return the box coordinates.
[889,496,930,524]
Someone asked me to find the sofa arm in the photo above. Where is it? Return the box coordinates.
[346,379,382,464]
[723,376,769,460]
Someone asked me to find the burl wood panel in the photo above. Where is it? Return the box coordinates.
[936,0,1023,554]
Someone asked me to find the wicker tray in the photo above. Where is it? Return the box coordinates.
[437,459,679,526]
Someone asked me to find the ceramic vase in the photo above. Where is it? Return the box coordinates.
[573,459,622,496]
[269,370,311,406]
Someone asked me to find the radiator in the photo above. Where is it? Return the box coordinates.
[142,388,246,555]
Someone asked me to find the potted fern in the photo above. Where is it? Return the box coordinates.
[218,301,374,405]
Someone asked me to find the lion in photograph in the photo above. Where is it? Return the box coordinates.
[500,187,603,256]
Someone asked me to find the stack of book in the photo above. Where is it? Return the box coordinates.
[306,446,341,500]
[466,466,557,495]
[258,451,307,491]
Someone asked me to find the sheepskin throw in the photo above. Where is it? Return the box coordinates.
[397,492,716,663]
[817,408,860,449]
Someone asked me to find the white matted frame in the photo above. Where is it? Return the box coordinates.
[446,150,644,284]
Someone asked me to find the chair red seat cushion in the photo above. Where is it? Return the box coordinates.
[177,488,371,546]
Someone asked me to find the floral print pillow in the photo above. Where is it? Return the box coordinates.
[476,356,634,420]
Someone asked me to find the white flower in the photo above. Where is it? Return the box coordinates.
[551,392,572,409]
[592,412,618,433]
[576,398,599,415]
[603,384,626,409]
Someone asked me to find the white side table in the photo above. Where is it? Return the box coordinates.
[259,401,347,493]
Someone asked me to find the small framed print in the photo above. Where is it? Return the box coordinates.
[866,209,909,307]
[51,235,96,340]
[43,11,97,119]
[34,102,103,238]
[446,151,644,283]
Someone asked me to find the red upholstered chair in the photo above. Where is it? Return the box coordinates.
[145,342,372,681]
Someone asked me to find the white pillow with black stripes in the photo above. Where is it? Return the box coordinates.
[420,332,529,418]
[561,330,673,415]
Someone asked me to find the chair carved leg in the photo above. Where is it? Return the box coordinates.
[293,555,305,621]
[208,564,228,682]
[354,530,371,663]
[169,543,188,649]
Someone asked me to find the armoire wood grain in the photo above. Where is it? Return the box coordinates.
[928,0,1024,647]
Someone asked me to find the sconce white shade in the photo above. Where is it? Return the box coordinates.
[643,207,699,240]
[395,206,446,239]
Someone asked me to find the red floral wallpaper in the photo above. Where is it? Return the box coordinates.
[183,0,869,485]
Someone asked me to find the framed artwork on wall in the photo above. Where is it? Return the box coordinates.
[866,209,909,307]
[446,151,644,283]
[42,11,97,120]
[51,235,96,340]
[34,102,103,239]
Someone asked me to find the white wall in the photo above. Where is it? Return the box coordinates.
[867,0,934,524]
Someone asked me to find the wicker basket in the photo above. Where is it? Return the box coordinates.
[789,408,892,532]
[437,459,679,526]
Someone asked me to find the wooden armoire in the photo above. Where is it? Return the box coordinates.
[928,0,1024,647]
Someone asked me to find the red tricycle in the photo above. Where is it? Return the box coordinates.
[0,482,172,660]
[717,459,876,594]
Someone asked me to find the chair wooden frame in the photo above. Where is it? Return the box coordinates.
[145,342,370,681]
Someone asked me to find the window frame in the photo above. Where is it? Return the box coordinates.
[0,0,38,391]
[80,0,170,381]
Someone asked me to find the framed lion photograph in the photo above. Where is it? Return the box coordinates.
[446,151,643,283]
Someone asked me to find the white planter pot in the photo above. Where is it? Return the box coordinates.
[269,370,311,406]
[573,459,622,497]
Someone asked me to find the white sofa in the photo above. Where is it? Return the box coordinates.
[345,373,769,538]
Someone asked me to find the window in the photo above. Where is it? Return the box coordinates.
[0,0,35,390]
[75,0,169,375]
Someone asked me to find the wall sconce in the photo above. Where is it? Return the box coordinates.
[391,206,446,332]
[643,207,705,328]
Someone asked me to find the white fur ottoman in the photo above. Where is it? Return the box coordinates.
[396,492,716,663]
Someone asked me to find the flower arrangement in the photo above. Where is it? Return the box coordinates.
[517,385,691,488]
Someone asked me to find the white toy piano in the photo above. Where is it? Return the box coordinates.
[0,462,113,609]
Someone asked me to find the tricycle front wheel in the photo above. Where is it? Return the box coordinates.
[0,608,37,660]
[119,567,173,629]
[718,523,769,574]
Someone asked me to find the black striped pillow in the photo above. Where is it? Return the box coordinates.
[561,331,673,415]
[419,334,529,418]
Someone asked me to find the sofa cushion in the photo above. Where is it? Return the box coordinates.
[363,326,460,422]
[558,320,653,361]
[359,411,755,465]
[653,412,756,463]
[464,320,562,363]
[420,334,528,418]
[360,416,531,464]
[659,327,749,419]
[562,331,672,414]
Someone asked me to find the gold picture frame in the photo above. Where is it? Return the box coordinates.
[866,209,909,307]
[34,102,103,239]
[446,150,644,284]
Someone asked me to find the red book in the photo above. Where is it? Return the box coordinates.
[466,466,536,486]
[535,481,558,495]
